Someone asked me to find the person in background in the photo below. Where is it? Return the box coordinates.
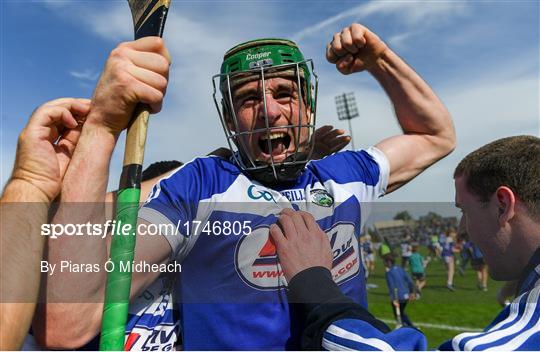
[384,254,416,328]
[428,233,441,260]
[400,235,412,268]
[458,231,471,276]
[379,237,392,258]
[442,230,457,291]
[360,235,375,277]
[408,243,427,296]
[469,242,488,291]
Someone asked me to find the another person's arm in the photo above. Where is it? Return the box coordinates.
[327,23,456,193]
[34,38,173,349]
[269,209,427,350]
[0,98,90,350]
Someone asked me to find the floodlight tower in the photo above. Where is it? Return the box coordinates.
[335,92,359,150]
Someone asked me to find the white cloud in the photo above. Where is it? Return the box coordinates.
[43,2,132,41]
[69,69,99,82]
[292,1,469,42]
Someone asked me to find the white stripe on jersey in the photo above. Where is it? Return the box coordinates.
[322,337,357,351]
[323,146,389,232]
[451,291,523,350]
[453,286,540,350]
[484,309,540,351]
[325,324,396,351]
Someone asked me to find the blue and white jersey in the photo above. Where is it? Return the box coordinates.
[123,275,180,351]
[439,261,540,350]
[138,147,389,350]
[320,252,540,351]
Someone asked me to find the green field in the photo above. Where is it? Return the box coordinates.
[365,250,505,349]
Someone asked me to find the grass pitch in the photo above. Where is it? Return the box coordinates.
[365,251,505,349]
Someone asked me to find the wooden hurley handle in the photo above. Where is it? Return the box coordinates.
[123,105,150,166]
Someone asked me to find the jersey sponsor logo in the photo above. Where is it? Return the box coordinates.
[310,189,334,207]
[247,185,276,203]
[246,51,272,61]
[328,224,360,282]
[124,332,141,351]
[125,323,178,351]
[235,223,359,289]
[280,189,305,202]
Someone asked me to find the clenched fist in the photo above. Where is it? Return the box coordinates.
[88,37,171,135]
[326,23,388,75]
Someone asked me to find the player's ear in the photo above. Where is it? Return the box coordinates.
[495,186,516,225]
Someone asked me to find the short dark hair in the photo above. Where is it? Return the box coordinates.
[142,160,183,181]
[454,135,540,220]
[383,254,395,266]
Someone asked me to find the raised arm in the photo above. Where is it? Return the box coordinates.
[327,23,456,193]
[34,38,172,349]
[0,98,90,350]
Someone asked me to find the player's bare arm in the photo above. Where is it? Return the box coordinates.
[34,38,172,349]
[327,23,456,193]
[0,98,89,350]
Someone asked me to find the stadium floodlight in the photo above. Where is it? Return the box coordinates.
[335,92,359,150]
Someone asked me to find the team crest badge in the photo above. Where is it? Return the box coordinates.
[310,189,334,207]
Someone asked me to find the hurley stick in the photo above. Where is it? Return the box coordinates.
[99,1,171,350]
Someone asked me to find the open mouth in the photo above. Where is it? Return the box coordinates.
[258,132,292,157]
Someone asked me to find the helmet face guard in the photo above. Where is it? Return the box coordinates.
[212,39,319,186]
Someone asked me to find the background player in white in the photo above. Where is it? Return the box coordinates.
[37,23,455,349]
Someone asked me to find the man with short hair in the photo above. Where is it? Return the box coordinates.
[38,23,455,349]
[270,135,540,350]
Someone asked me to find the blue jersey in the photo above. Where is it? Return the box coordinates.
[442,240,454,257]
[385,266,414,301]
[361,241,373,254]
[470,243,484,260]
[138,147,389,350]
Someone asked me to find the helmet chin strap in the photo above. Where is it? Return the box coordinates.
[245,152,310,187]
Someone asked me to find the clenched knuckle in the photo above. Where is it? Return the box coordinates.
[156,56,170,75]
[152,37,165,50]
[150,90,164,104]
[351,23,363,31]
[110,46,127,60]
[155,76,168,92]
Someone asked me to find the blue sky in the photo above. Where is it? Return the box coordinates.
[1,1,538,209]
